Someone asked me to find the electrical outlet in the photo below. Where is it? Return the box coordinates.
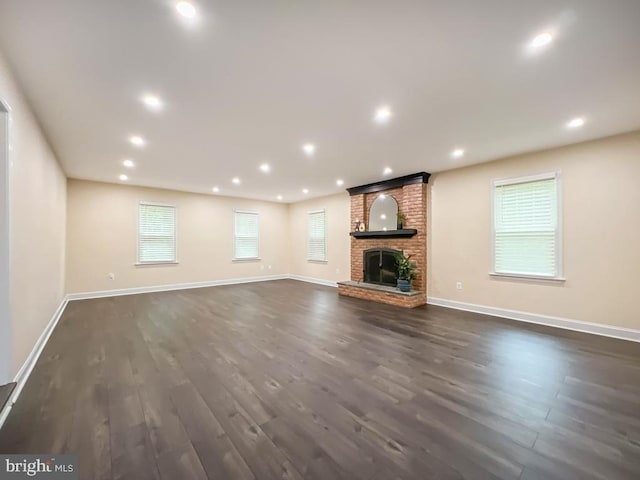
[456,281,463,290]
[336,268,341,274]
[108,273,115,280]
[260,265,265,270]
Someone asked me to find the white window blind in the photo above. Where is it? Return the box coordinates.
[308,210,327,262]
[234,210,260,259]
[138,203,177,264]
[493,173,560,278]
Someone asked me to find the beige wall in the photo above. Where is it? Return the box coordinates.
[428,131,640,330]
[66,180,291,293]
[0,49,67,378]
[288,193,351,283]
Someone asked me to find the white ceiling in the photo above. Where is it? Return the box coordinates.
[0,0,639,202]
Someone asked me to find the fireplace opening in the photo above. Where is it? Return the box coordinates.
[364,248,400,287]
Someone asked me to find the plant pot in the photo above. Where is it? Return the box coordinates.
[397,279,411,292]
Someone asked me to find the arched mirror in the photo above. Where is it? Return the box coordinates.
[369,194,398,231]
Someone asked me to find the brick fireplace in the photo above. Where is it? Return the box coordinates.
[338,173,430,308]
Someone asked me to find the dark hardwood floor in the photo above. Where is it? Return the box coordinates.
[1,280,639,480]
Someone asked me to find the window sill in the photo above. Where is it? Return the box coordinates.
[135,261,179,267]
[489,272,565,282]
[232,257,262,262]
[307,259,328,264]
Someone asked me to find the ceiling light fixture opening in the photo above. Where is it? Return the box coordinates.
[259,163,271,173]
[277,195,283,201]
[175,1,197,19]
[119,174,129,181]
[383,167,393,175]
[302,188,309,194]
[141,94,163,111]
[129,135,146,147]
[374,106,393,124]
[302,143,316,156]
[232,177,241,185]
[122,159,135,168]
[566,117,585,129]
[212,186,220,193]
[336,179,344,187]
[531,32,553,48]
[451,148,465,159]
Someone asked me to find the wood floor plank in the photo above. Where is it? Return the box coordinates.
[170,381,255,480]
[0,280,639,480]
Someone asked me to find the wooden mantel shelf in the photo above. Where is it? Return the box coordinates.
[349,229,418,239]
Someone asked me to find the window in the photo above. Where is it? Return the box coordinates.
[234,210,260,260]
[138,202,177,264]
[493,172,561,279]
[308,209,327,262]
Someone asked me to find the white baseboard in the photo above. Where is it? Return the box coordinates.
[65,274,338,301]
[427,297,640,343]
[0,296,69,430]
[288,275,338,288]
[66,274,290,300]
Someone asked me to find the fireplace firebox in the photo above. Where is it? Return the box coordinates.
[363,248,400,287]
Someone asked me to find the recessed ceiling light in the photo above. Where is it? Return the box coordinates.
[212,186,220,193]
[129,135,146,147]
[259,163,271,173]
[175,1,197,19]
[566,117,585,129]
[530,32,553,48]
[374,106,393,124]
[336,179,344,187]
[451,148,465,159]
[379,194,386,199]
[380,214,387,220]
[122,159,135,168]
[119,174,128,181]
[302,188,309,194]
[383,167,393,175]
[141,94,163,112]
[277,195,283,201]
[302,143,316,156]
[232,177,241,185]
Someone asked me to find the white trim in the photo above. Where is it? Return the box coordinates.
[288,274,337,288]
[64,274,338,301]
[0,296,69,431]
[489,272,566,282]
[493,171,559,187]
[427,297,640,343]
[135,261,180,267]
[0,98,11,385]
[66,274,338,300]
[66,274,289,300]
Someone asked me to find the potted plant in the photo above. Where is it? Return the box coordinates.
[394,252,417,292]
[396,212,406,230]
